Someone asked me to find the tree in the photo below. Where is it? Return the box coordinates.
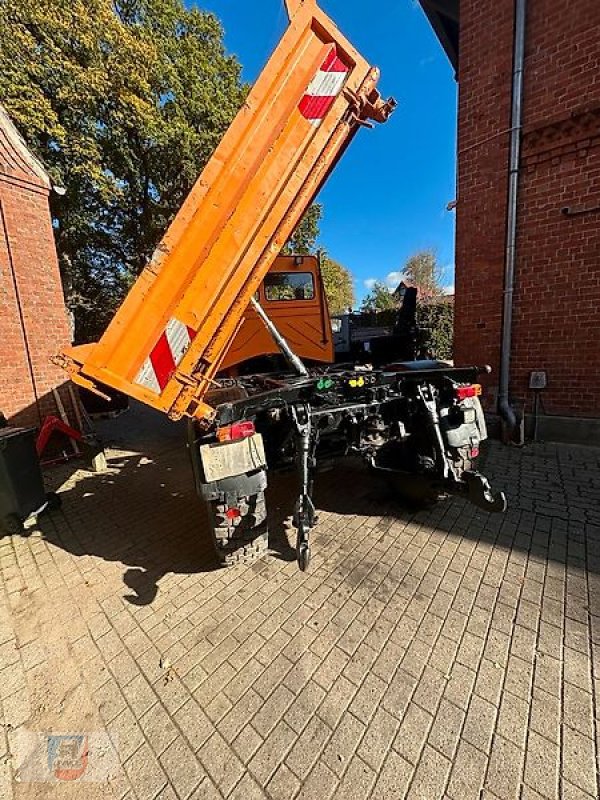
[320,254,354,314]
[403,250,443,298]
[0,0,245,341]
[361,281,397,312]
[283,203,322,255]
[416,301,454,359]
[283,204,354,314]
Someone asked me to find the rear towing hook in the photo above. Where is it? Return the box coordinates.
[462,471,507,513]
[291,404,318,571]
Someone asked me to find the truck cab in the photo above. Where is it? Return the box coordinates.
[220,254,333,372]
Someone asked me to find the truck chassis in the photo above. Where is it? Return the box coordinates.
[190,361,507,570]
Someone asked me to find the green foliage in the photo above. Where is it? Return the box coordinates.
[320,254,354,314]
[283,203,354,315]
[416,301,454,360]
[403,249,443,298]
[361,281,397,312]
[0,0,245,340]
[283,203,322,256]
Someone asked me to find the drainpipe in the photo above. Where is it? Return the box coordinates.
[498,0,527,436]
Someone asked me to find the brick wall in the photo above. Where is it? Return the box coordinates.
[454,0,600,418]
[0,108,73,429]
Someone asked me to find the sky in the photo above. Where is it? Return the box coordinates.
[192,0,458,304]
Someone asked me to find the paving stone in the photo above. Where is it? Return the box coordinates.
[392,701,433,765]
[322,711,366,777]
[427,698,465,760]
[248,719,296,785]
[333,755,377,800]
[266,763,301,800]
[370,750,412,800]
[348,672,387,724]
[285,679,326,733]
[563,681,594,739]
[562,726,597,797]
[524,729,559,799]
[496,690,530,748]
[250,684,295,739]
[357,706,400,772]
[406,744,452,800]
[485,734,524,800]
[158,736,205,799]
[232,723,263,764]
[228,771,268,800]
[295,760,338,800]
[317,674,357,729]
[462,693,497,753]
[198,731,245,797]
[286,714,332,778]
[447,739,488,799]
[124,742,168,800]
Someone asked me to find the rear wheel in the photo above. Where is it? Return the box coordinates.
[208,490,268,565]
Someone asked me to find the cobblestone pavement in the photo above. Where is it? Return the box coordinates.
[1,405,600,799]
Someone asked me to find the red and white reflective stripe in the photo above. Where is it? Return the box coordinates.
[298,45,349,127]
[135,317,196,394]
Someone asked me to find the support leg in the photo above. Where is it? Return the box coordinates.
[291,405,317,571]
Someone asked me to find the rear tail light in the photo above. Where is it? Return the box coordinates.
[216,420,256,443]
[225,507,241,520]
[470,446,480,459]
[455,384,482,401]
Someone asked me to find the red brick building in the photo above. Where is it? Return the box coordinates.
[0,105,73,429]
[420,0,600,441]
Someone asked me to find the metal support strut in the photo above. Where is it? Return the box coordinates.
[291,404,317,571]
[250,296,308,378]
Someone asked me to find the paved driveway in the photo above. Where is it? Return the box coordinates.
[1,405,599,799]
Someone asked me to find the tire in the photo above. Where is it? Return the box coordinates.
[2,513,24,536]
[208,490,268,566]
[453,445,475,478]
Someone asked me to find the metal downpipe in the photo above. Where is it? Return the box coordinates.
[498,0,527,435]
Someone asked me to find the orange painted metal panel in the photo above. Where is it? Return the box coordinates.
[220,255,333,370]
[57,0,395,423]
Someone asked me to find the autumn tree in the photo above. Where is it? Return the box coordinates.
[403,249,443,298]
[0,0,245,340]
[361,281,397,312]
[320,254,354,314]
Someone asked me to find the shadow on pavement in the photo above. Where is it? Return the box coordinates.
[32,402,600,609]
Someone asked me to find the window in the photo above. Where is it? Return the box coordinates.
[264,272,315,301]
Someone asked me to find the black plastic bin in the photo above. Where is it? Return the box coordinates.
[0,426,56,535]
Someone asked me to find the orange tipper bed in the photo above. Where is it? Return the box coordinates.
[55,0,395,424]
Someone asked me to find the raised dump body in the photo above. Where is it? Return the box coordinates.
[56,0,394,424]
